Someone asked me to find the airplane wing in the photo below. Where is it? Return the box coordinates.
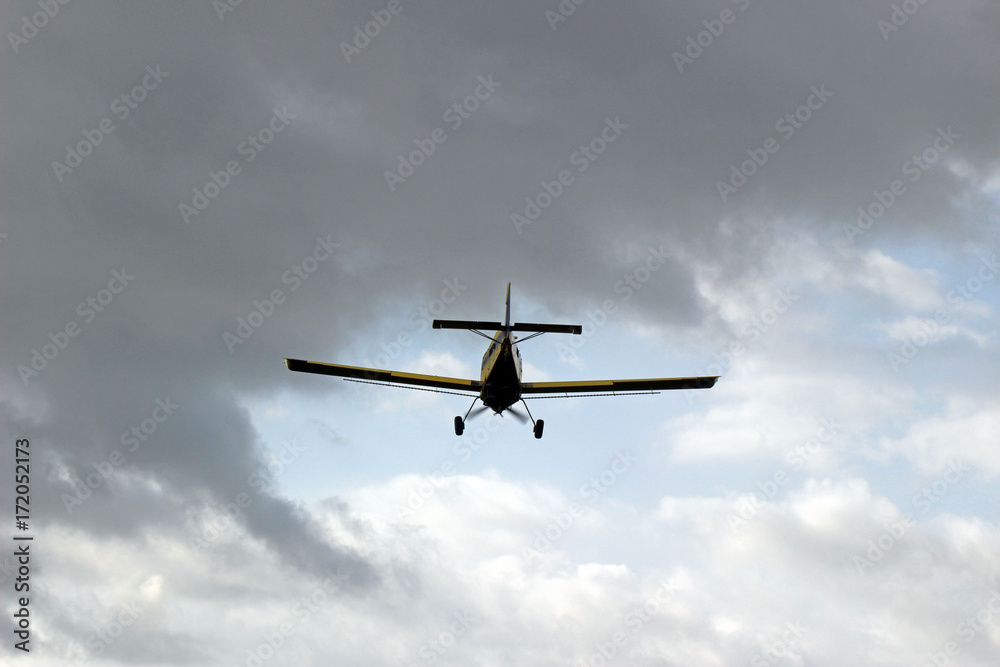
[285,358,482,393]
[521,375,718,395]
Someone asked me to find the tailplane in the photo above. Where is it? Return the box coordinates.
[432,283,582,336]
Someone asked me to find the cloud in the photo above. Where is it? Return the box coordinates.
[1,1,999,665]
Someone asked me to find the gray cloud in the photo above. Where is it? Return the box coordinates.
[1,1,998,664]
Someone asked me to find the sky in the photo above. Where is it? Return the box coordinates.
[1,0,999,665]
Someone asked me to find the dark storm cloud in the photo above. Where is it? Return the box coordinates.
[0,0,392,589]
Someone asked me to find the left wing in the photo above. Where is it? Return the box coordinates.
[285,358,482,393]
[521,375,718,395]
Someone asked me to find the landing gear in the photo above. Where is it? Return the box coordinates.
[455,396,482,436]
[519,399,544,439]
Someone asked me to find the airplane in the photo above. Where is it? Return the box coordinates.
[284,283,718,438]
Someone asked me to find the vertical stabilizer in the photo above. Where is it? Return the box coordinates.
[504,282,511,331]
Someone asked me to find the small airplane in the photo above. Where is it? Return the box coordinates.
[285,283,718,438]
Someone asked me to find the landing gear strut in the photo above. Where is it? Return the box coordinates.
[520,400,544,439]
[454,397,480,436]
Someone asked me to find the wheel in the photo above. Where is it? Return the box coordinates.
[454,416,464,436]
[533,419,544,439]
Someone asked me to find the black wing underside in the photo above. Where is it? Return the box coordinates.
[521,376,718,394]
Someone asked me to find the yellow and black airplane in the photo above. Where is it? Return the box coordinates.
[285,283,718,438]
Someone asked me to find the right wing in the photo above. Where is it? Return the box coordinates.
[521,375,718,395]
[284,358,481,393]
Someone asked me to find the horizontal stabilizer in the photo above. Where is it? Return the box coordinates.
[510,322,582,335]
[432,319,504,331]
[433,320,582,334]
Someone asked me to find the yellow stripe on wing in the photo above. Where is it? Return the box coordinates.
[285,359,481,393]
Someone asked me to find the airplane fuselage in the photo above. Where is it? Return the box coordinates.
[480,330,522,413]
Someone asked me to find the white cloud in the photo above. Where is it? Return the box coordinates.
[18,470,1000,666]
[881,314,990,347]
[877,398,1000,476]
[853,249,944,310]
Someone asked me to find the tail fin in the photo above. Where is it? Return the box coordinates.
[504,282,511,332]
